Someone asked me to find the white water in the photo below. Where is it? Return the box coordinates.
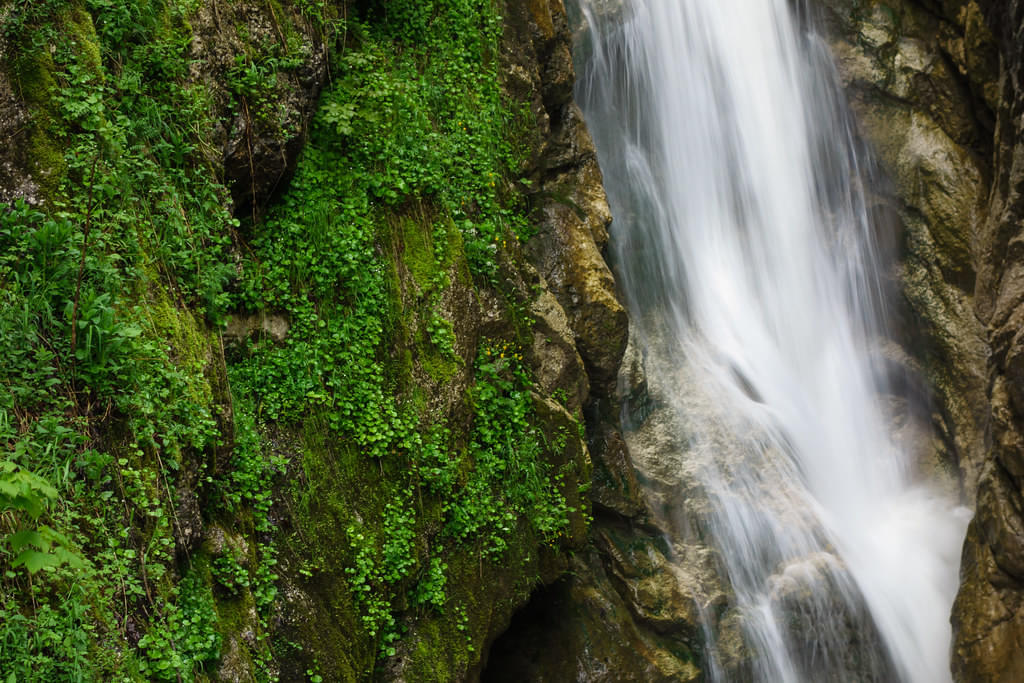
[572,1,969,681]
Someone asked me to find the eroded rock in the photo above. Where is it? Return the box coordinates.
[483,527,705,683]
[186,1,327,217]
[224,312,291,345]
[503,0,629,397]
[819,0,1024,679]
[820,0,994,497]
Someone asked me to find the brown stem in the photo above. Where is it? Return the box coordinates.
[69,157,101,364]
[242,95,257,223]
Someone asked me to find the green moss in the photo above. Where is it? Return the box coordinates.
[9,49,58,107]
[420,338,460,384]
[9,48,64,197]
[272,422,377,678]
[212,581,261,678]
[64,6,102,76]
[397,213,439,290]
[25,128,65,198]
[143,285,217,405]
[1,0,596,678]
[5,1,108,200]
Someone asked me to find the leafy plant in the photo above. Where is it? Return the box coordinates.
[445,340,571,555]
[212,552,251,596]
[138,572,221,680]
[0,460,83,574]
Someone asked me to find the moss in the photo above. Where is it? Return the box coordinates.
[141,282,218,409]
[25,127,65,198]
[271,422,376,680]
[445,219,475,293]
[12,1,600,678]
[394,519,551,680]
[10,49,58,107]
[9,47,64,198]
[396,212,439,291]
[211,584,261,679]
[385,209,470,387]
[274,375,578,677]
[4,1,104,201]
[419,337,460,384]
[297,416,374,516]
[64,5,102,76]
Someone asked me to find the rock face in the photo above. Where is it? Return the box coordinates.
[492,0,1024,679]
[483,523,705,683]
[265,2,634,678]
[0,0,630,679]
[815,0,1024,680]
[952,1,1024,679]
[481,6,716,681]
[505,0,629,397]
[0,0,326,217]
[816,0,996,498]
[15,0,1024,677]
[186,1,327,218]
[0,57,40,204]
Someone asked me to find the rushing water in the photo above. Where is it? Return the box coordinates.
[571,1,969,681]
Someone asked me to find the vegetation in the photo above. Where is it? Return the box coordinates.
[0,0,587,679]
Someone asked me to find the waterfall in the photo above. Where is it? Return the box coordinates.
[571,1,970,681]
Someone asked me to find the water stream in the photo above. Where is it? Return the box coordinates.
[571,1,969,681]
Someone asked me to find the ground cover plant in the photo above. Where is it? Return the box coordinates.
[0,0,584,678]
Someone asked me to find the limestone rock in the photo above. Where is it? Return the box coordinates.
[821,0,994,496]
[224,312,290,345]
[186,1,327,217]
[502,0,629,397]
[821,0,1024,678]
[530,284,590,412]
[483,532,705,683]
[947,0,1024,678]
[952,513,1024,683]
[0,60,41,205]
[588,422,646,518]
[767,552,899,682]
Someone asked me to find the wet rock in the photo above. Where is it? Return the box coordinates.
[530,284,590,412]
[822,0,1024,679]
[942,0,1024,678]
[216,627,260,683]
[223,312,291,345]
[820,0,994,496]
[975,460,1024,581]
[768,552,899,683]
[502,0,629,397]
[596,527,702,633]
[952,512,1024,683]
[532,391,594,548]
[186,1,327,217]
[483,529,704,683]
[608,333,759,678]
[589,422,646,518]
[202,524,262,682]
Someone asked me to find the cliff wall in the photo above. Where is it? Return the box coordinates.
[0,0,628,679]
[816,0,1024,679]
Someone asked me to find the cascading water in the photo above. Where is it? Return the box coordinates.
[571,1,970,681]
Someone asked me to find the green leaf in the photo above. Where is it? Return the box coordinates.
[8,529,47,553]
[12,549,58,574]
